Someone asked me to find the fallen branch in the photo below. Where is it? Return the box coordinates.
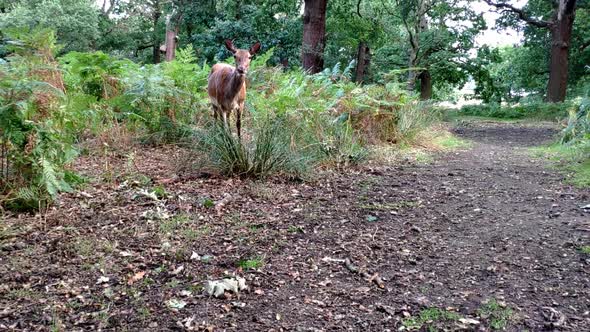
[322,257,385,288]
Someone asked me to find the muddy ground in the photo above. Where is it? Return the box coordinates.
[1,121,589,331]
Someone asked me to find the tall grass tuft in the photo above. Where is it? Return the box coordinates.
[192,116,307,179]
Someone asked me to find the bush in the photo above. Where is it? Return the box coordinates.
[60,51,135,99]
[1,29,80,210]
[561,98,590,145]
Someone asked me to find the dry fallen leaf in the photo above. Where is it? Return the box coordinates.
[127,271,146,285]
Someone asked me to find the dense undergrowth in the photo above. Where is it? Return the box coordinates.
[0,29,437,211]
[531,97,590,187]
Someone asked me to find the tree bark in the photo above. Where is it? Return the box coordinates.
[407,44,418,90]
[164,10,180,62]
[152,1,162,64]
[406,0,429,91]
[546,0,576,102]
[418,70,432,100]
[302,0,328,74]
[354,41,370,83]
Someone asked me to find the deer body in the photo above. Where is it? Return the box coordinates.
[207,40,260,138]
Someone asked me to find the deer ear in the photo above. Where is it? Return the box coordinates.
[250,42,261,55]
[224,39,237,54]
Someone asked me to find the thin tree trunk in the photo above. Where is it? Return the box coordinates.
[407,45,418,90]
[302,0,328,74]
[152,1,162,64]
[355,41,370,83]
[407,0,429,91]
[546,1,576,103]
[418,70,432,100]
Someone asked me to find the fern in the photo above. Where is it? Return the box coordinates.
[175,45,198,64]
[40,157,60,197]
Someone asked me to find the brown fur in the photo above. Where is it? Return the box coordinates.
[207,40,261,138]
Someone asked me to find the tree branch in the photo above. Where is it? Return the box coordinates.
[484,0,552,29]
[357,0,363,17]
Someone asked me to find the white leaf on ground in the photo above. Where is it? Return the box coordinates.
[172,265,184,275]
[141,207,171,220]
[167,298,187,309]
[137,189,159,201]
[459,318,480,325]
[204,276,248,298]
[96,276,110,284]
[215,193,232,215]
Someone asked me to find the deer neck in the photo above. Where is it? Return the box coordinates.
[228,69,246,97]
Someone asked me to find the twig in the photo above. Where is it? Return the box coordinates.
[322,257,385,288]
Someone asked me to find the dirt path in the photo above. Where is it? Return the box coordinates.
[2,122,589,331]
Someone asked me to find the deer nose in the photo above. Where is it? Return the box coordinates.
[237,67,246,74]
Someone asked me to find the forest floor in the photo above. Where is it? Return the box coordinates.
[2,120,590,331]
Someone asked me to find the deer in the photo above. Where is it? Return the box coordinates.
[207,39,261,139]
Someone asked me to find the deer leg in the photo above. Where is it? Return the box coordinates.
[212,105,219,122]
[222,111,229,132]
[236,105,243,139]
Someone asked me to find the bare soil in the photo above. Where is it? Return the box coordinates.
[1,121,590,331]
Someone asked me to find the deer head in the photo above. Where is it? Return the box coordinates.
[224,39,261,76]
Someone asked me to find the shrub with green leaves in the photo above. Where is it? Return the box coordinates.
[561,97,590,145]
[60,51,136,99]
[1,29,80,210]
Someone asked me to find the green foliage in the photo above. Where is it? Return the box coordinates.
[0,0,100,54]
[477,299,513,330]
[60,51,134,99]
[402,307,462,331]
[561,97,590,144]
[396,103,441,142]
[531,143,590,187]
[0,28,79,210]
[201,197,214,208]
[109,53,210,144]
[237,256,264,270]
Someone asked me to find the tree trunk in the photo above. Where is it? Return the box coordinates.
[355,41,370,83]
[546,0,576,103]
[407,45,418,91]
[152,5,162,64]
[302,0,328,74]
[164,12,179,62]
[418,70,432,100]
[407,0,429,91]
